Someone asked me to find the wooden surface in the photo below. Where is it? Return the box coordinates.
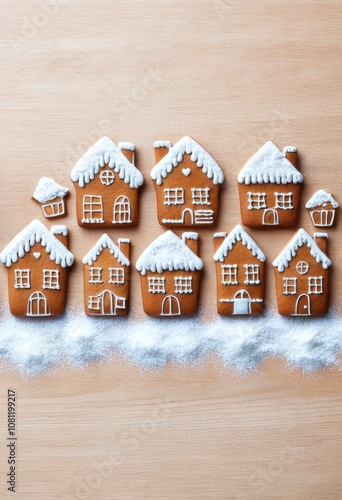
[0,1,341,498]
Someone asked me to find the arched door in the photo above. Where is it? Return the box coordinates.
[233,290,251,315]
[113,196,131,224]
[161,295,181,316]
[262,209,279,225]
[182,208,194,225]
[295,294,311,316]
[27,292,50,317]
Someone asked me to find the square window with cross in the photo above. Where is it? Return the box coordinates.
[14,269,31,289]
[283,277,297,295]
[191,188,211,205]
[247,192,267,210]
[109,268,125,284]
[164,188,184,206]
[174,276,192,294]
[89,267,103,284]
[148,277,166,293]
[43,270,60,289]
[308,276,323,294]
[244,264,260,284]
[275,192,293,210]
[221,265,238,285]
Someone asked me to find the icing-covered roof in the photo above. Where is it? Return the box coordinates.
[71,136,144,189]
[32,177,69,203]
[82,234,130,266]
[213,224,266,262]
[150,136,224,186]
[136,230,203,275]
[305,189,339,209]
[0,220,74,268]
[238,141,303,185]
[272,228,331,272]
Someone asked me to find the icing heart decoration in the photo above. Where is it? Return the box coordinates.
[33,252,41,260]
[182,168,191,177]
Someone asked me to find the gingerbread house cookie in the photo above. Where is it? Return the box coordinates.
[213,224,266,315]
[82,234,130,316]
[136,231,203,316]
[305,189,339,227]
[238,141,303,227]
[71,137,144,228]
[151,136,224,227]
[32,177,69,218]
[0,220,74,317]
[272,229,331,316]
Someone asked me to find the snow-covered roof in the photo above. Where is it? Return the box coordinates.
[82,234,130,266]
[32,177,69,203]
[51,225,68,236]
[0,220,74,268]
[305,189,339,209]
[238,141,303,185]
[150,136,224,186]
[71,136,144,189]
[272,228,331,272]
[136,230,203,275]
[213,224,266,262]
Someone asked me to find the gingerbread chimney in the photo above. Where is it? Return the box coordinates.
[182,232,199,255]
[154,141,172,164]
[213,232,227,252]
[314,232,328,254]
[283,146,298,168]
[50,225,68,247]
[118,238,130,260]
[118,142,135,164]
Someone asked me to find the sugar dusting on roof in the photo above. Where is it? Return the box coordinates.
[213,224,266,262]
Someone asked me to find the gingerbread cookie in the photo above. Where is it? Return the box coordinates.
[272,229,331,316]
[150,136,224,227]
[136,231,203,316]
[82,234,130,316]
[238,141,303,227]
[0,220,74,317]
[305,189,339,227]
[32,177,69,218]
[71,137,144,228]
[213,224,266,315]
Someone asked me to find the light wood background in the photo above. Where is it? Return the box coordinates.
[0,1,341,498]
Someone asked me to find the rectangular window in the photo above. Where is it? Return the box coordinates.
[174,276,192,294]
[116,298,126,309]
[308,276,323,294]
[89,267,103,284]
[148,277,166,293]
[247,192,267,210]
[82,195,104,222]
[191,188,211,205]
[244,264,260,284]
[275,192,293,210]
[221,265,238,285]
[43,270,60,289]
[14,269,30,289]
[88,296,101,310]
[109,268,125,284]
[164,188,184,206]
[283,277,297,295]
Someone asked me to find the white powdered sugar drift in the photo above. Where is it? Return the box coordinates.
[0,303,341,376]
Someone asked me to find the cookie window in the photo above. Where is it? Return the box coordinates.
[221,265,238,285]
[148,277,166,294]
[244,264,260,285]
[109,268,124,284]
[296,261,309,275]
[88,296,101,310]
[275,192,293,210]
[282,277,297,295]
[164,188,184,206]
[174,276,192,294]
[247,192,267,210]
[308,277,323,294]
[14,269,31,289]
[82,195,104,223]
[191,188,211,205]
[43,270,60,290]
[100,170,115,186]
[89,267,103,284]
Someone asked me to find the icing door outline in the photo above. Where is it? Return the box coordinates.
[27,291,50,317]
[262,208,279,225]
[182,208,194,225]
[161,295,181,316]
[232,289,251,315]
[293,293,311,316]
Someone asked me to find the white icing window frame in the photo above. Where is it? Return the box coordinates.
[247,192,267,210]
[82,195,104,223]
[89,267,103,284]
[283,277,297,295]
[244,264,260,285]
[164,188,184,206]
[14,269,31,289]
[116,297,126,309]
[113,196,132,223]
[221,265,238,285]
[191,188,211,206]
[109,268,125,284]
[100,170,115,186]
[308,276,323,294]
[274,192,293,210]
[148,277,166,294]
[174,276,193,294]
[296,261,309,275]
[88,296,101,310]
[43,269,60,290]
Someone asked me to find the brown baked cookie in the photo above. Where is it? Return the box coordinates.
[71,137,144,228]
[32,177,69,218]
[305,189,339,227]
[272,229,331,316]
[237,142,303,227]
[213,224,266,316]
[0,220,74,317]
[151,136,224,227]
[82,234,130,316]
[136,231,203,316]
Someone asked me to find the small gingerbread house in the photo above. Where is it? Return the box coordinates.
[305,189,339,227]
[136,231,203,316]
[82,234,130,316]
[213,224,266,315]
[32,177,69,218]
[238,141,303,227]
[151,136,224,227]
[71,137,144,228]
[272,229,331,316]
[0,220,74,317]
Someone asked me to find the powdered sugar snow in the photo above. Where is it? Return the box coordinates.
[0,303,341,376]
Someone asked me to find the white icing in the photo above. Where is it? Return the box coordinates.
[182,168,191,177]
[82,234,130,266]
[313,232,328,239]
[0,220,74,269]
[32,177,69,203]
[136,230,203,276]
[238,141,303,185]
[153,141,172,148]
[213,232,227,239]
[272,228,331,272]
[71,137,144,189]
[213,224,266,263]
[33,252,41,260]
[182,232,198,241]
[283,146,298,153]
[118,142,135,151]
[118,238,130,244]
[50,225,68,236]
[305,189,339,209]
[151,136,224,186]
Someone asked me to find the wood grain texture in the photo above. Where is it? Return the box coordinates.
[0,1,341,498]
